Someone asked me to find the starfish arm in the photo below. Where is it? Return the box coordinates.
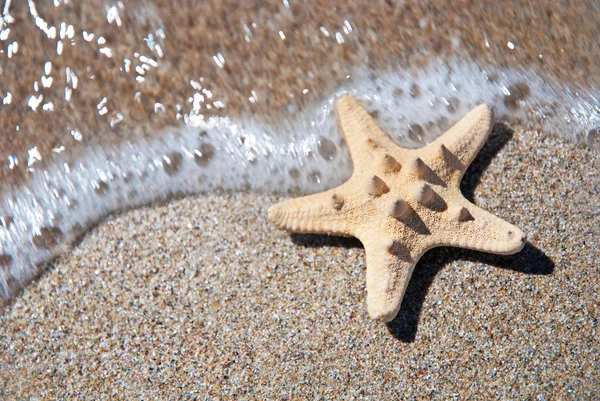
[335,96,406,173]
[359,235,417,322]
[440,201,526,255]
[423,104,494,176]
[267,188,355,236]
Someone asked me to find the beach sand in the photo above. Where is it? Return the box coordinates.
[1,125,598,399]
[2,0,600,398]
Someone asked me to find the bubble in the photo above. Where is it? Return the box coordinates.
[437,116,449,130]
[71,223,84,235]
[446,97,460,113]
[2,273,17,295]
[163,151,183,176]
[408,124,424,143]
[288,168,300,180]
[308,170,322,184]
[0,254,12,268]
[586,128,599,147]
[127,189,138,200]
[32,226,64,249]
[1,215,13,228]
[369,110,380,119]
[486,72,499,82]
[50,212,63,223]
[172,190,186,199]
[66,197,78,208]
[194,143,215,167]
[93,180,110,195]
[318,137,337,161]
[504,82,531,110]
[409,83,421,98]
[51,188,64,200]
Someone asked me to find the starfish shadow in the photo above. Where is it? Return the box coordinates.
[290,233,362,249]
[461,122,514,202]
[386,242,554,343]
[291,234,554,344]
[290,122,552,343]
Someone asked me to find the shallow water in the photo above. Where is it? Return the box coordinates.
[0,0,599,299]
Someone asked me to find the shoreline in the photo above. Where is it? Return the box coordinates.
[1,127,598,398]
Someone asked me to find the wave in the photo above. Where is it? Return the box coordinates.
[1,58,599,300]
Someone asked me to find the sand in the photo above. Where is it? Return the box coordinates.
[1,126,599,399]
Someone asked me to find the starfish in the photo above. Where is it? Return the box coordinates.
[268,96,525,322]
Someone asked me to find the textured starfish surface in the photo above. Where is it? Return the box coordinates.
[268,96,526,322]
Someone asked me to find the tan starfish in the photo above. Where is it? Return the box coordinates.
[268,96,525,322]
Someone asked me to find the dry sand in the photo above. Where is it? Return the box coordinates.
[1,125,598,399]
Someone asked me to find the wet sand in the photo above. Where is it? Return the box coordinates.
[1,126,599,399]
[2,0,600,191]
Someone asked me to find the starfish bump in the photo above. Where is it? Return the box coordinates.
[268,96,525,322]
